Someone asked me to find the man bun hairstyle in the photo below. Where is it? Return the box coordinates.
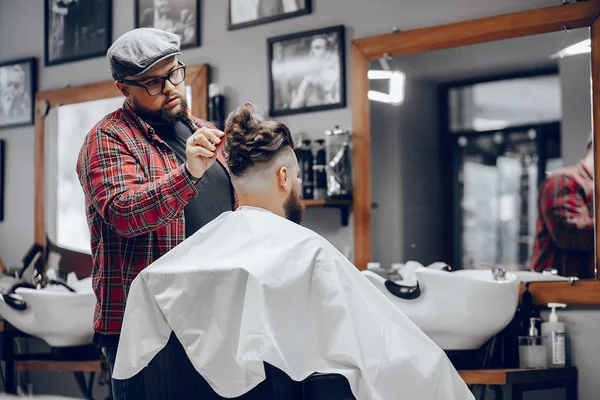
[225,102,295,177]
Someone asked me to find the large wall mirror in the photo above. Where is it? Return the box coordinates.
[351,2,600,304]
[34,64,209,277]
[371,29,592,276]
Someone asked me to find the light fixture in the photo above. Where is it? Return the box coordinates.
[368,71,406,105]
[550,39,591,59]
[367,54,406,106]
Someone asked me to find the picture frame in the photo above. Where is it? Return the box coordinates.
[44,0,113,66]
[0,57,36,129]
[0,140,5,222]
[135,0,201,49]
[228,0,311,31]
[267,25,346,117]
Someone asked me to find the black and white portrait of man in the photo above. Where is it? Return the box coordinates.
[268,25,346,116]
[45,0,112,65]
[229,0,311,30]
[136,0,200,48]
[0,59,35,129]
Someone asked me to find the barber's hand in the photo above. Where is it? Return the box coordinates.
[185,127,224,179]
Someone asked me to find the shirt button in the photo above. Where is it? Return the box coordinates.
[188,194,194,200]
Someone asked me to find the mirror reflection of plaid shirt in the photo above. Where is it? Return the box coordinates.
[76,101,236,336]
[530,161,594,278]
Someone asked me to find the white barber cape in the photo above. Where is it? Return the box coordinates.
[113,206,473,400]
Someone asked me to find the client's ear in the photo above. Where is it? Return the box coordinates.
[277,166,290,191]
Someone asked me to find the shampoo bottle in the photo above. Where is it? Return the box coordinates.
[541,302,567,368]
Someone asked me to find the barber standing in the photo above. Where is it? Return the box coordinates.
[530,132,594,278]
[76,28,235,399]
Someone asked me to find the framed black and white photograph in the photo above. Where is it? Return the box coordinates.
[0,58,36,129]
[228,0,311,30]
[136,0,201,48]
[268,25,346,117]
[45,0,112,66]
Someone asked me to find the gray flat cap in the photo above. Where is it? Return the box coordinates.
[107,28,182,81]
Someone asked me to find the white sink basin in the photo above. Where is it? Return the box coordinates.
[362,268,520,350]
[0,278,95,347]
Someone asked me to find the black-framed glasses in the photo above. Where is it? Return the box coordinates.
[120,62,187,96]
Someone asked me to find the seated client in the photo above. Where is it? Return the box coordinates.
[112,103,473,400]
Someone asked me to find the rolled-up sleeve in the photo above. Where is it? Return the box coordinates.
[77,126,199,238]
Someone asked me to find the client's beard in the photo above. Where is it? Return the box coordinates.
[131,93,189,125]
[284,185,305,225]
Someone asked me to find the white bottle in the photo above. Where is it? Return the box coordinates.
[541,302,567,368]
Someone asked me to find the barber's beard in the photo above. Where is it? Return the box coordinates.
[283,186,305,225]
[131,93,189,125]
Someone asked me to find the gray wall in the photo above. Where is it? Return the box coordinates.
[4,0,599,398]
[560,53,593,166]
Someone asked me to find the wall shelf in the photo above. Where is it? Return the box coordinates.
[458,367,577,399]
[15,359,106,373]
[304,198,353,226]
[13,358,104,398]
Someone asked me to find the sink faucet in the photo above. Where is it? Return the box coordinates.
[491,266,507,280]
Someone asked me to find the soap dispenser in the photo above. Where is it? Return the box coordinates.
[518,317,547,369]
[541,303,567,368]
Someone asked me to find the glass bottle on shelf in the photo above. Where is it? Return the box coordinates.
[325,125,353,198]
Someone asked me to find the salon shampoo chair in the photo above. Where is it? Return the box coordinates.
[123,332,356,400]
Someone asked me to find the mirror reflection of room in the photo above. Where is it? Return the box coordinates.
[370,27,593,279]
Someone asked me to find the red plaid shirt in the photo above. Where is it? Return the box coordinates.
[530,161,594,278]
[77,101,235,335]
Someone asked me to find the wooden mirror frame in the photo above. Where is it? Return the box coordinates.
[350,2,600,305]
[33,64,209,276]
